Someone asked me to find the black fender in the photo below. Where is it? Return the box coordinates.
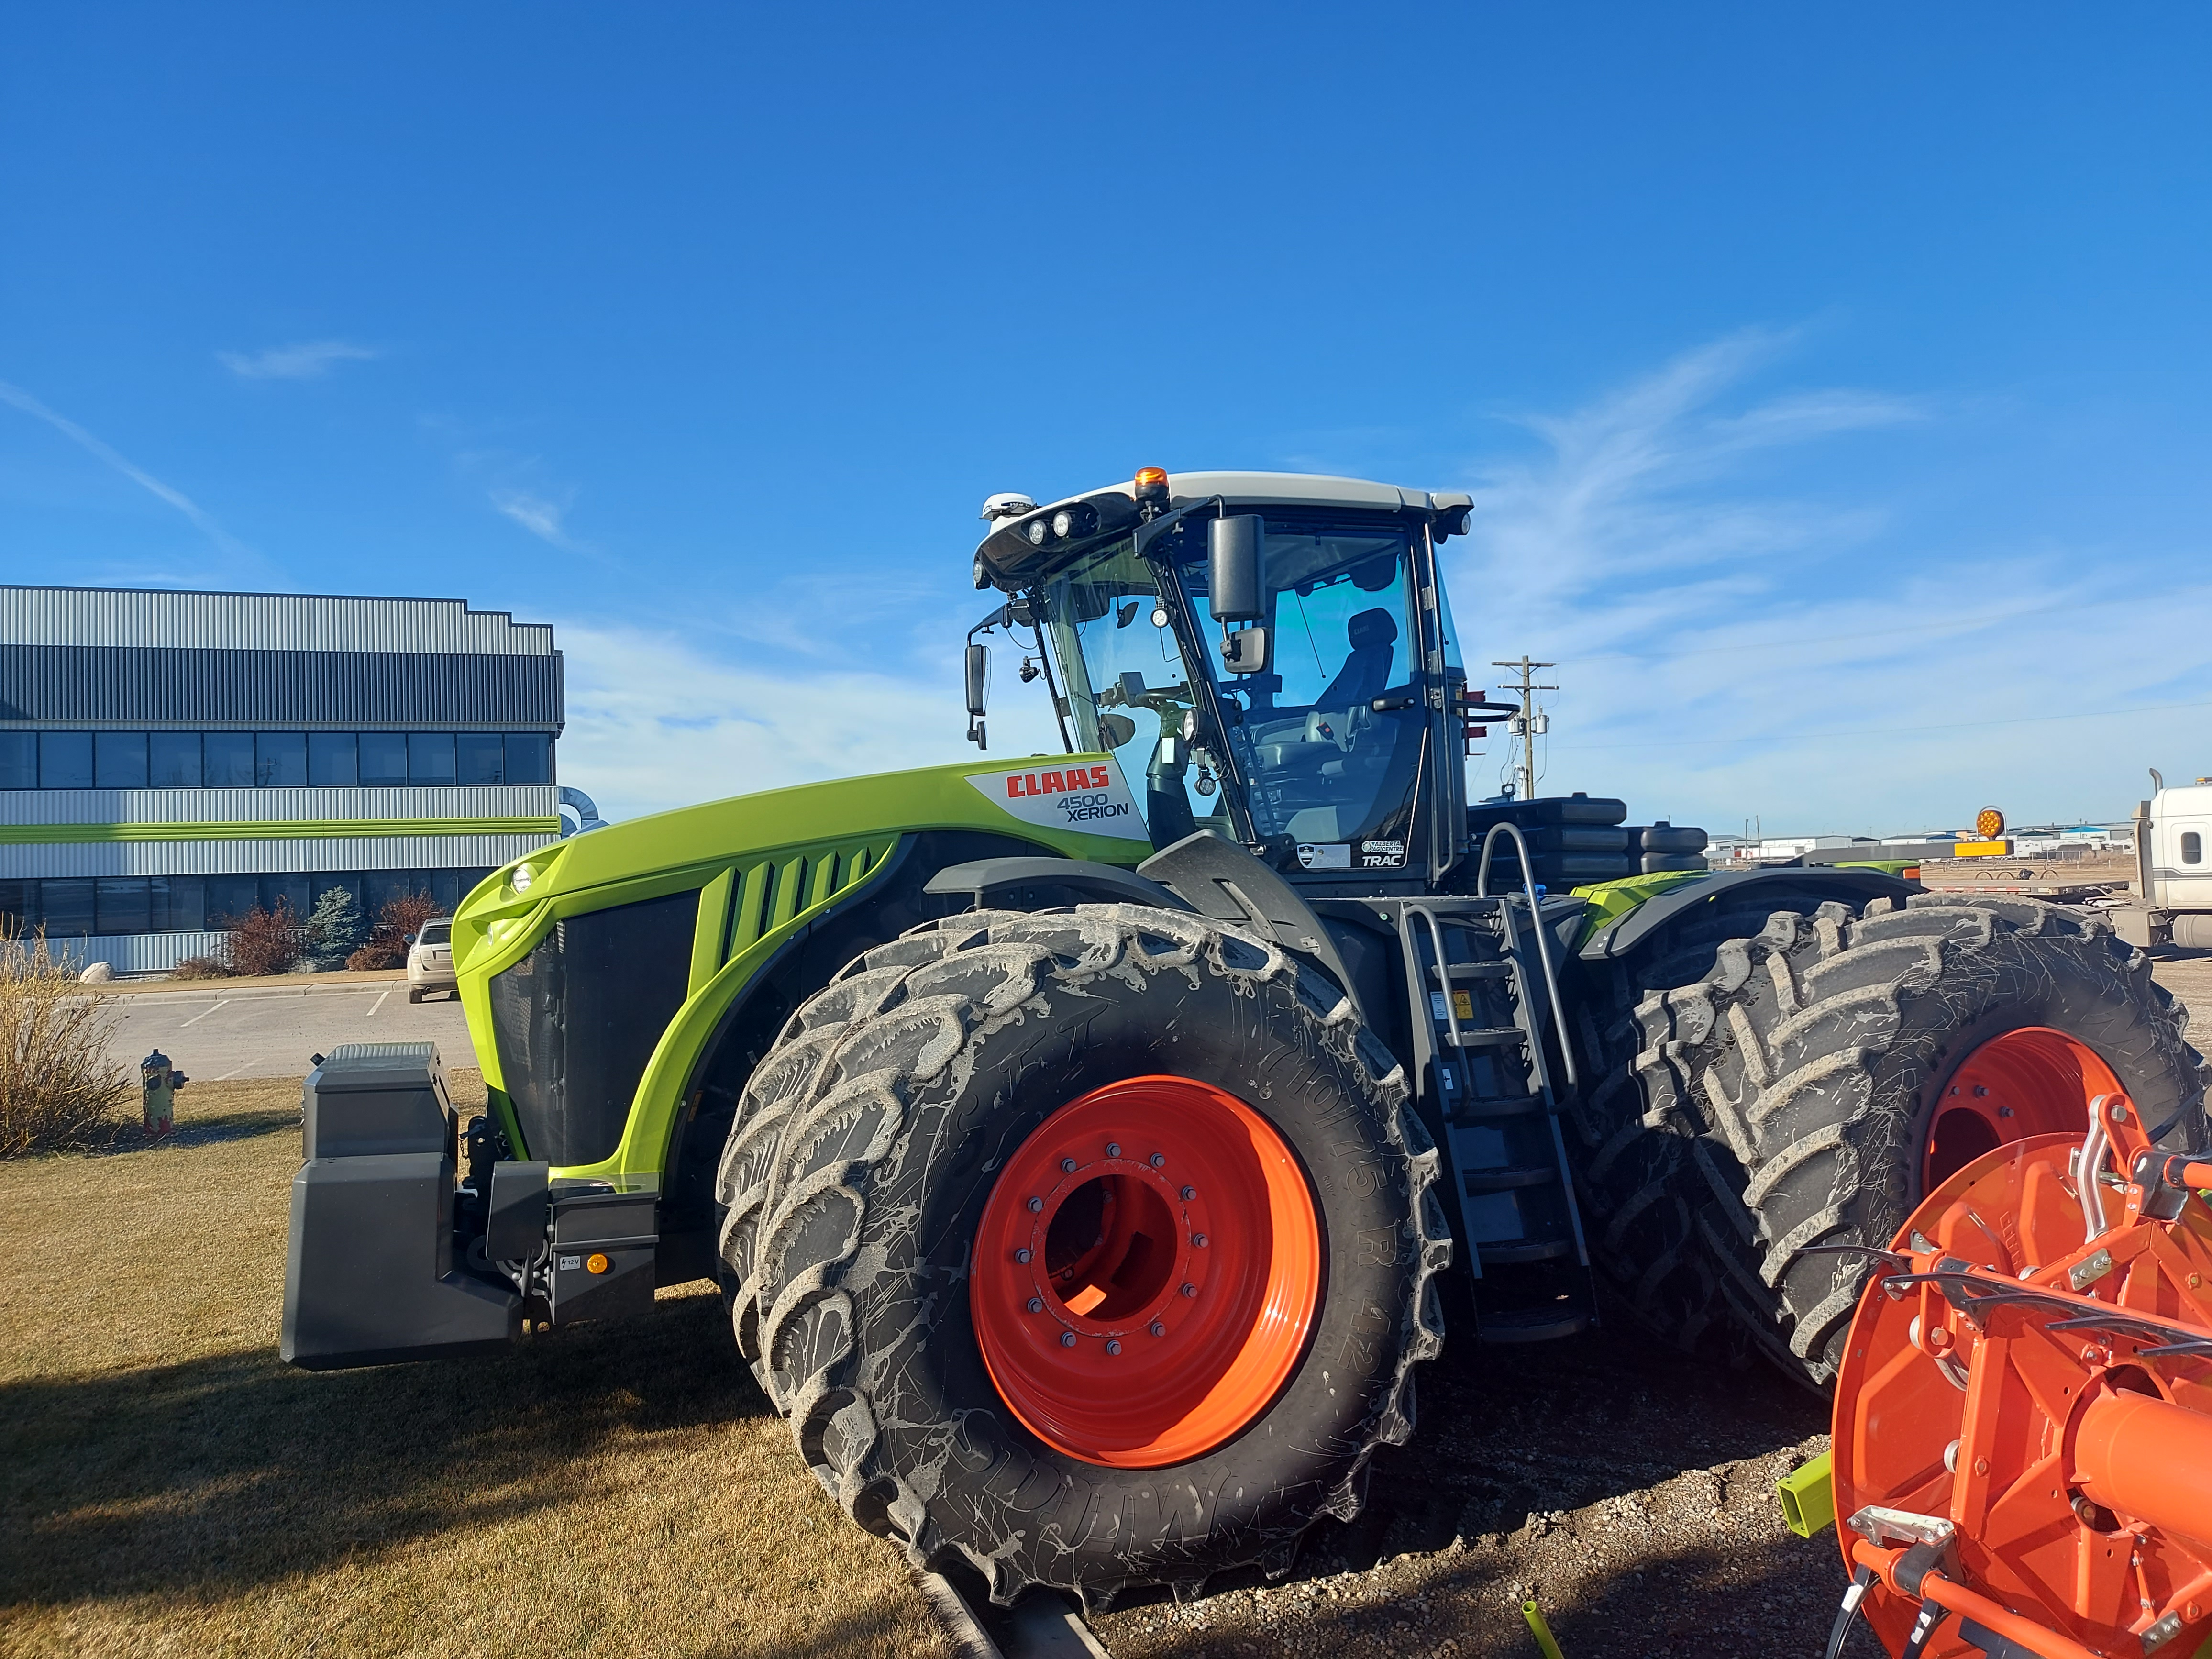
[923,855,1184,913]
[1578,866,1921,962]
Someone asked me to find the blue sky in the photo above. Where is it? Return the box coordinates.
[4,5,2209,834]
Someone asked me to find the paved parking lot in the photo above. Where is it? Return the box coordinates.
[105,983,477,1081]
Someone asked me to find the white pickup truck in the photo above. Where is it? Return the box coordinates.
[2113,773,2212,949]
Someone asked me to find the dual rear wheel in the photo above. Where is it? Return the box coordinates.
[1573,891,2208,1386]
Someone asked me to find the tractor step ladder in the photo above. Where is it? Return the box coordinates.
[1403,899,1596,1344]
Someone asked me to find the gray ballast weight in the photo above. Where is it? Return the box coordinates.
[281,1042,520,1370]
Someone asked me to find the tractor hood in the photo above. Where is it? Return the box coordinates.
[452,751,1151,976]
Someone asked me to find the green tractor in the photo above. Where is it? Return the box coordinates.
[281,467,2207,1610]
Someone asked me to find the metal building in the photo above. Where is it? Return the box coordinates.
[0,585,569,972]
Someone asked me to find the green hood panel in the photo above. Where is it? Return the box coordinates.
[451,752,1150,1183]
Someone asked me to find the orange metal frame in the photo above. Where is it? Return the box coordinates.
[1831,1093,2212,1658]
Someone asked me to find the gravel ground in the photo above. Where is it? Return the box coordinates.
[1090,951,2212,1659]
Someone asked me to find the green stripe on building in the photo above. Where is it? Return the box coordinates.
[0,817,561,845]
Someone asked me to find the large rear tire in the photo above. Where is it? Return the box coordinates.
[1567,884,1849,1359]
[1631,893,2208,1387]
[719,904,1450,1608]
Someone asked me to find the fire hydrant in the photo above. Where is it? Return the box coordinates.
[141,1050,188,1136]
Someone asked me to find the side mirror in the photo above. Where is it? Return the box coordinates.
[1220,626,1272,676]
[1096,712,1137,750]
[1207,516,1265,621]
[964,642,990,748]
[402,934,417,946]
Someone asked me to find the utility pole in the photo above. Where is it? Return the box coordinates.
[1492,656,1556,803]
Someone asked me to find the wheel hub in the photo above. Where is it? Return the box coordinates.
[1925,1026,2123,1189]
[970,1075,1321,1468]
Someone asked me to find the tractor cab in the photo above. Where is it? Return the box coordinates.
[970,470,1482,888]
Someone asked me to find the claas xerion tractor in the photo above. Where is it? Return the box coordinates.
[280,467,2209,1619]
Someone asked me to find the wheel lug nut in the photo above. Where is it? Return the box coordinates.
[1150,1320,1166,1337]
[1180,1282,1197,1297]
[1192,1234,1208,1249]
[1180,1185,1196,1201]
[1015,1248,1031,1264]
[1028,1297,1044,1313]
[1106,1339,1122,1356]
[1106,1142,1122,1158]
[1149,1153,1166,1169]
[1060,1331,1077,1348]
[1061,1157,1077,1173]
[1026,1196,1043,1213]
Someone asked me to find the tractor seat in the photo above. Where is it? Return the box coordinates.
[1315,608,1399,710]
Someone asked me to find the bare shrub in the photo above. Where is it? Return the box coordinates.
[350,890,440,971]
[169,955,232,981]
[218,902,303,978]
[0,922,130,1156]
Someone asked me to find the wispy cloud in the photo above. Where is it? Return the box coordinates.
[1445,332,2212,832]
[556,621,1060,821]
[0,377,253,559]
[490,486,575,547]
[217,339,379,380]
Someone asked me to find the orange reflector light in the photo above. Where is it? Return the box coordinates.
[586,1252,610,1275]
[1135,467,1168,490]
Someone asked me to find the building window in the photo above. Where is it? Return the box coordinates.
[506,731,552,785]
[408,732,457,785]
[39,878,96,935]
[7,730,556,789]
[360,731,409,786]
[95,877,152,936]
[457,731,504,785]
[256,732,308,788]
[204,731,255,787]
[309,732,358,787]
[94,731,149,789]
[0,732,34,789]
[205,874,260,927]
[0,870,492,938]
[150,732,203,787]
[2186,831,2204,866]
[40,732,94,789]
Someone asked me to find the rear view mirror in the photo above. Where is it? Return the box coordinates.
[1096,712,1136,750]
[1220,626,1272,676]
[964,643,990,718]
[964,643,989,748]
[1208,516,1265,621]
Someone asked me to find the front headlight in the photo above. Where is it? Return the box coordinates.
[510,863,537,894]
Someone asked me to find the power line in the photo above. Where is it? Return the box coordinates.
[1492,656,1556,799]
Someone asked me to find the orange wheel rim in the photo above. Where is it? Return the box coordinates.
[1925,1026,2122,1189]
[969,1075,1323,1468]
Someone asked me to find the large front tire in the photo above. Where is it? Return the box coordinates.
[720,904,1450,1608]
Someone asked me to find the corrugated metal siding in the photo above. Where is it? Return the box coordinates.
[1,832,558,879]
[1,785,559,826]
[45,930,232,974]
[0,646,564,727]
[0,586,555,653]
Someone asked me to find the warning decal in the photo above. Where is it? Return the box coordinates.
[967,757,1149,842]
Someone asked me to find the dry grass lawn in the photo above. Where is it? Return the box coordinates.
[0,1073,944,1659]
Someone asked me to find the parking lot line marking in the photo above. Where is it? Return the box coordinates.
[213,1064,251,1080]
[177,1000,231,1028]
[365,989,392,1018]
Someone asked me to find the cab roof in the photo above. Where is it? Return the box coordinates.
[973,469,1474,592]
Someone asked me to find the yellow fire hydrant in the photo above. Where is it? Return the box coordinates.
[141,1049,188,1136]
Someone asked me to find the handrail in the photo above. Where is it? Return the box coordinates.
[1474,821,1577,1088]
[1403,904,1470,1056]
